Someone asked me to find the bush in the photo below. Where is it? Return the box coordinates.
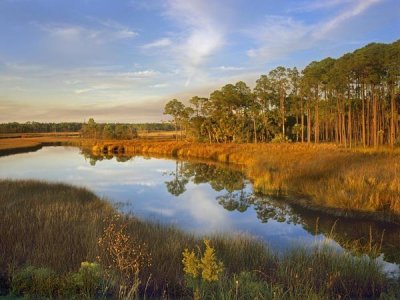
[65,262,105,299]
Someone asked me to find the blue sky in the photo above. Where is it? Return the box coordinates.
[0,0,398,122]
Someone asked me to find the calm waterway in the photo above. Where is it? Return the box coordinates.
[0,146,399,275]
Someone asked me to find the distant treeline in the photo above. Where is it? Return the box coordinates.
[0,122,174,134]
[80,119,137,140]
[164,40,400,147]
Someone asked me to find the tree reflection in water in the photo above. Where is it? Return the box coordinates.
[166,160,302,225]
[165,161,188,196]
[163,160,400,264]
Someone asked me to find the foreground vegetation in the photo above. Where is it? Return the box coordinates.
[91,141,400,221]
[1,180,399,299]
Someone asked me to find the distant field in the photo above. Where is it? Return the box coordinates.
[137,130,182,141]
[0,135,80,156]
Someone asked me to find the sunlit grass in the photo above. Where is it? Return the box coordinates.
[1,179,398,299]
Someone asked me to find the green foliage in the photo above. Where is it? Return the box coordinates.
[11,266,60,298]
[271,133,291,143]
[66,262,105,299]
[80,118,138,140]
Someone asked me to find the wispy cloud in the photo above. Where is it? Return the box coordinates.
[214,66,245,71]
[163,0,228,86]
[246,16,311,61]
[35,20,137,44]
[312,0,382,39]
[142,37,172,49]
[247,0,382,62]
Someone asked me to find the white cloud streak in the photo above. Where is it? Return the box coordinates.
[142,37,172,49]
[35,20,137,44]
[214,66,245,71]
[312,0,382,39]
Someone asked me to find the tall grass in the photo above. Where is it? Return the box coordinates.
[0,179,398,298]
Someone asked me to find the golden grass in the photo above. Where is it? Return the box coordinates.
[0,136,80,156]
[137,130,181,141]
[0,132,79,139]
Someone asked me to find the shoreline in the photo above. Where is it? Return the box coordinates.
[1,137,400,224]
[91,140,400,224]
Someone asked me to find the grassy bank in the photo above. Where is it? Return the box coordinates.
[0,135,80,156]
[91,141,400,222]
[1,179,399,299]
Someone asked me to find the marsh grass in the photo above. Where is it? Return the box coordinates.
[0,180,398,298]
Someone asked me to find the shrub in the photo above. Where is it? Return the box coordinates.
[65,261,105,299]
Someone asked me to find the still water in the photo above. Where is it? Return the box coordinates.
[1,146,399,274]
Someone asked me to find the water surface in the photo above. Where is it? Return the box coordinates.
[1,146,399,275]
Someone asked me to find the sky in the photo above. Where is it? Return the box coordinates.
[0,0,399,123]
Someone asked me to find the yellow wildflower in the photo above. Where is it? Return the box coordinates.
[199,240,224,282]
[182,248,200,278]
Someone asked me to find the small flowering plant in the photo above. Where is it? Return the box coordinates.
[182,240,224,297]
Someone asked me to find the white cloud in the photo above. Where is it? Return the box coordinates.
[142,37,172,49]
[163,0,227,86]
[312,0,382,39]
[214,66,245,71]
[124,70,159,78]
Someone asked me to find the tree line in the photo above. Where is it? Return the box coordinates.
[0,121,174,135]
[164,40,400,147]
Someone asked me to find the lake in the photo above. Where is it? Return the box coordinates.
[1,146,399,275]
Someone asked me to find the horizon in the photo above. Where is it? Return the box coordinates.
[1,0,399,123]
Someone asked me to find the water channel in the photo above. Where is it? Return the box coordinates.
[0,146,399,275]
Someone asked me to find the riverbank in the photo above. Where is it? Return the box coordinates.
[2,137,400,223]
[1,179,398,299]
[0,135,80,156]
[90,140,400,223]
